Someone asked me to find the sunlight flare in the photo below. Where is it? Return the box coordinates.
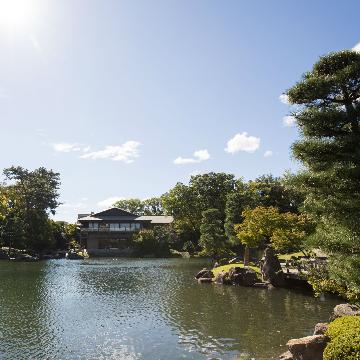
[0,0,36,30]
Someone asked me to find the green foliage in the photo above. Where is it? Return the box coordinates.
[234,206,314,252]
[0,166,61,252]
[307,260,360,304]
[133,226,175,257]
[49,221,78,250]
[287,50,360,302]
[162,172,236,246]
[224,179,252,245]
[224,175,304,248]
[113,197,164,215]
[199,208,231,259]
[323,316,360,360]
[247,174,304,213]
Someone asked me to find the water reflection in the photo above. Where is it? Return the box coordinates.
[0,259,340,360]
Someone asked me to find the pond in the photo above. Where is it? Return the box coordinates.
[0,258,340,360]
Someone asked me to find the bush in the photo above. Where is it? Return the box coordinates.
[323,316,360,360]
[133,226,176,257]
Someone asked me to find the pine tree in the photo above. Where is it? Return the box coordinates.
[287,50,360,301]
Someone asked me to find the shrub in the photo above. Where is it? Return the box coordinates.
[323,316,360,360]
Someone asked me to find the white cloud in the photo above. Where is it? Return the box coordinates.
[279,94,290,104]
[97,196,125,209]
[174,149,210,165]
[225,132,260,154]
[80,141,141,163]
[353,42,360,52]
[53,143,83,153]
[264,150,273,157]
[282,115,296,127]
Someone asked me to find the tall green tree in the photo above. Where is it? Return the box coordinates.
[2,166,61,251]
[247,175,303,213]
[287,50,360,301]
[224,179,252,245]
[199,208,230,259]
[113,198,144,214]
[142,197,164,215]
[162,172,236,247]
[113,197,164,215]
[190,172,236,220]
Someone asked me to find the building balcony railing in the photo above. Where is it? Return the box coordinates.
[81,228,139,232]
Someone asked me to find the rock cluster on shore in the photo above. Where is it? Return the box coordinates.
[276,303,360,360]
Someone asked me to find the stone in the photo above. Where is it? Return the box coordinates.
[261,247,285,287]
[227,267,258,286]
[252,282,270,289]
[287,335,328,360]
[331,303,360,320]
[277,351,293,360]
[214,270,228,284]
[195,268,214,280]
[313,322,328,335]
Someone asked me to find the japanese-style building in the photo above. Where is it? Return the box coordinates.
[77,207,173,256]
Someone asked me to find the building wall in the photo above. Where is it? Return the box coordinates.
[87,237,99,250]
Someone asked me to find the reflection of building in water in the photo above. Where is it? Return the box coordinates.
[77,207,173,256]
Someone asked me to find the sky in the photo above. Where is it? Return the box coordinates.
[0,0,359,222]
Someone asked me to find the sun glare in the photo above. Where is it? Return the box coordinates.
[0,0,35,30]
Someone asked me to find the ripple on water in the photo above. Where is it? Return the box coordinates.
[0,258,340,360]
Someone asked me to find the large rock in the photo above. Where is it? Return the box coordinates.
[228,267,258,286]
[313,322,328,335]
[286,335,328,360]
[214,270,228,284]
[330,303,360,320]
[261,247,285,287]
[195,268,214,280]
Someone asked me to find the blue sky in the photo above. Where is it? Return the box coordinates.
[0,0,359,222]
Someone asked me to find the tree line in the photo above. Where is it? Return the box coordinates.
[0,50,359,303]
[116,50,360,303]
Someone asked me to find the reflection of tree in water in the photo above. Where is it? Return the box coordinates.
[161,268,340,360]
[0,261,59,359]
[0,259,341,360]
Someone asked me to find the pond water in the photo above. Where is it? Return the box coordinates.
[0,258,340,360]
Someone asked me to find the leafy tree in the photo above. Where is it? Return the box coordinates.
[49,221,78,250]
[247,174,304,213]
[113,197,164,215]
[162,182,201,244]
[142,197,164,215]
[224,179,252,245]
[199,208,230,259]
[133,226,173,256]
[287,50,360,301]
[162,172,236,246]
[113,198,144,215]
[2,166,60,252]
[234,206,313,265]
[190,172,236,220]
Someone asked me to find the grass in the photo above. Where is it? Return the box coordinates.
[212,263,261,276]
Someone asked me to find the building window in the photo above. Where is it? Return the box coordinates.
[131,223,141,231]
[110,223,120,231]
[119,223,131,231]
[89,222,99,230]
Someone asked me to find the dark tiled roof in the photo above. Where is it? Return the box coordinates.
[136,216,174,224]
[77,208,174,224]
